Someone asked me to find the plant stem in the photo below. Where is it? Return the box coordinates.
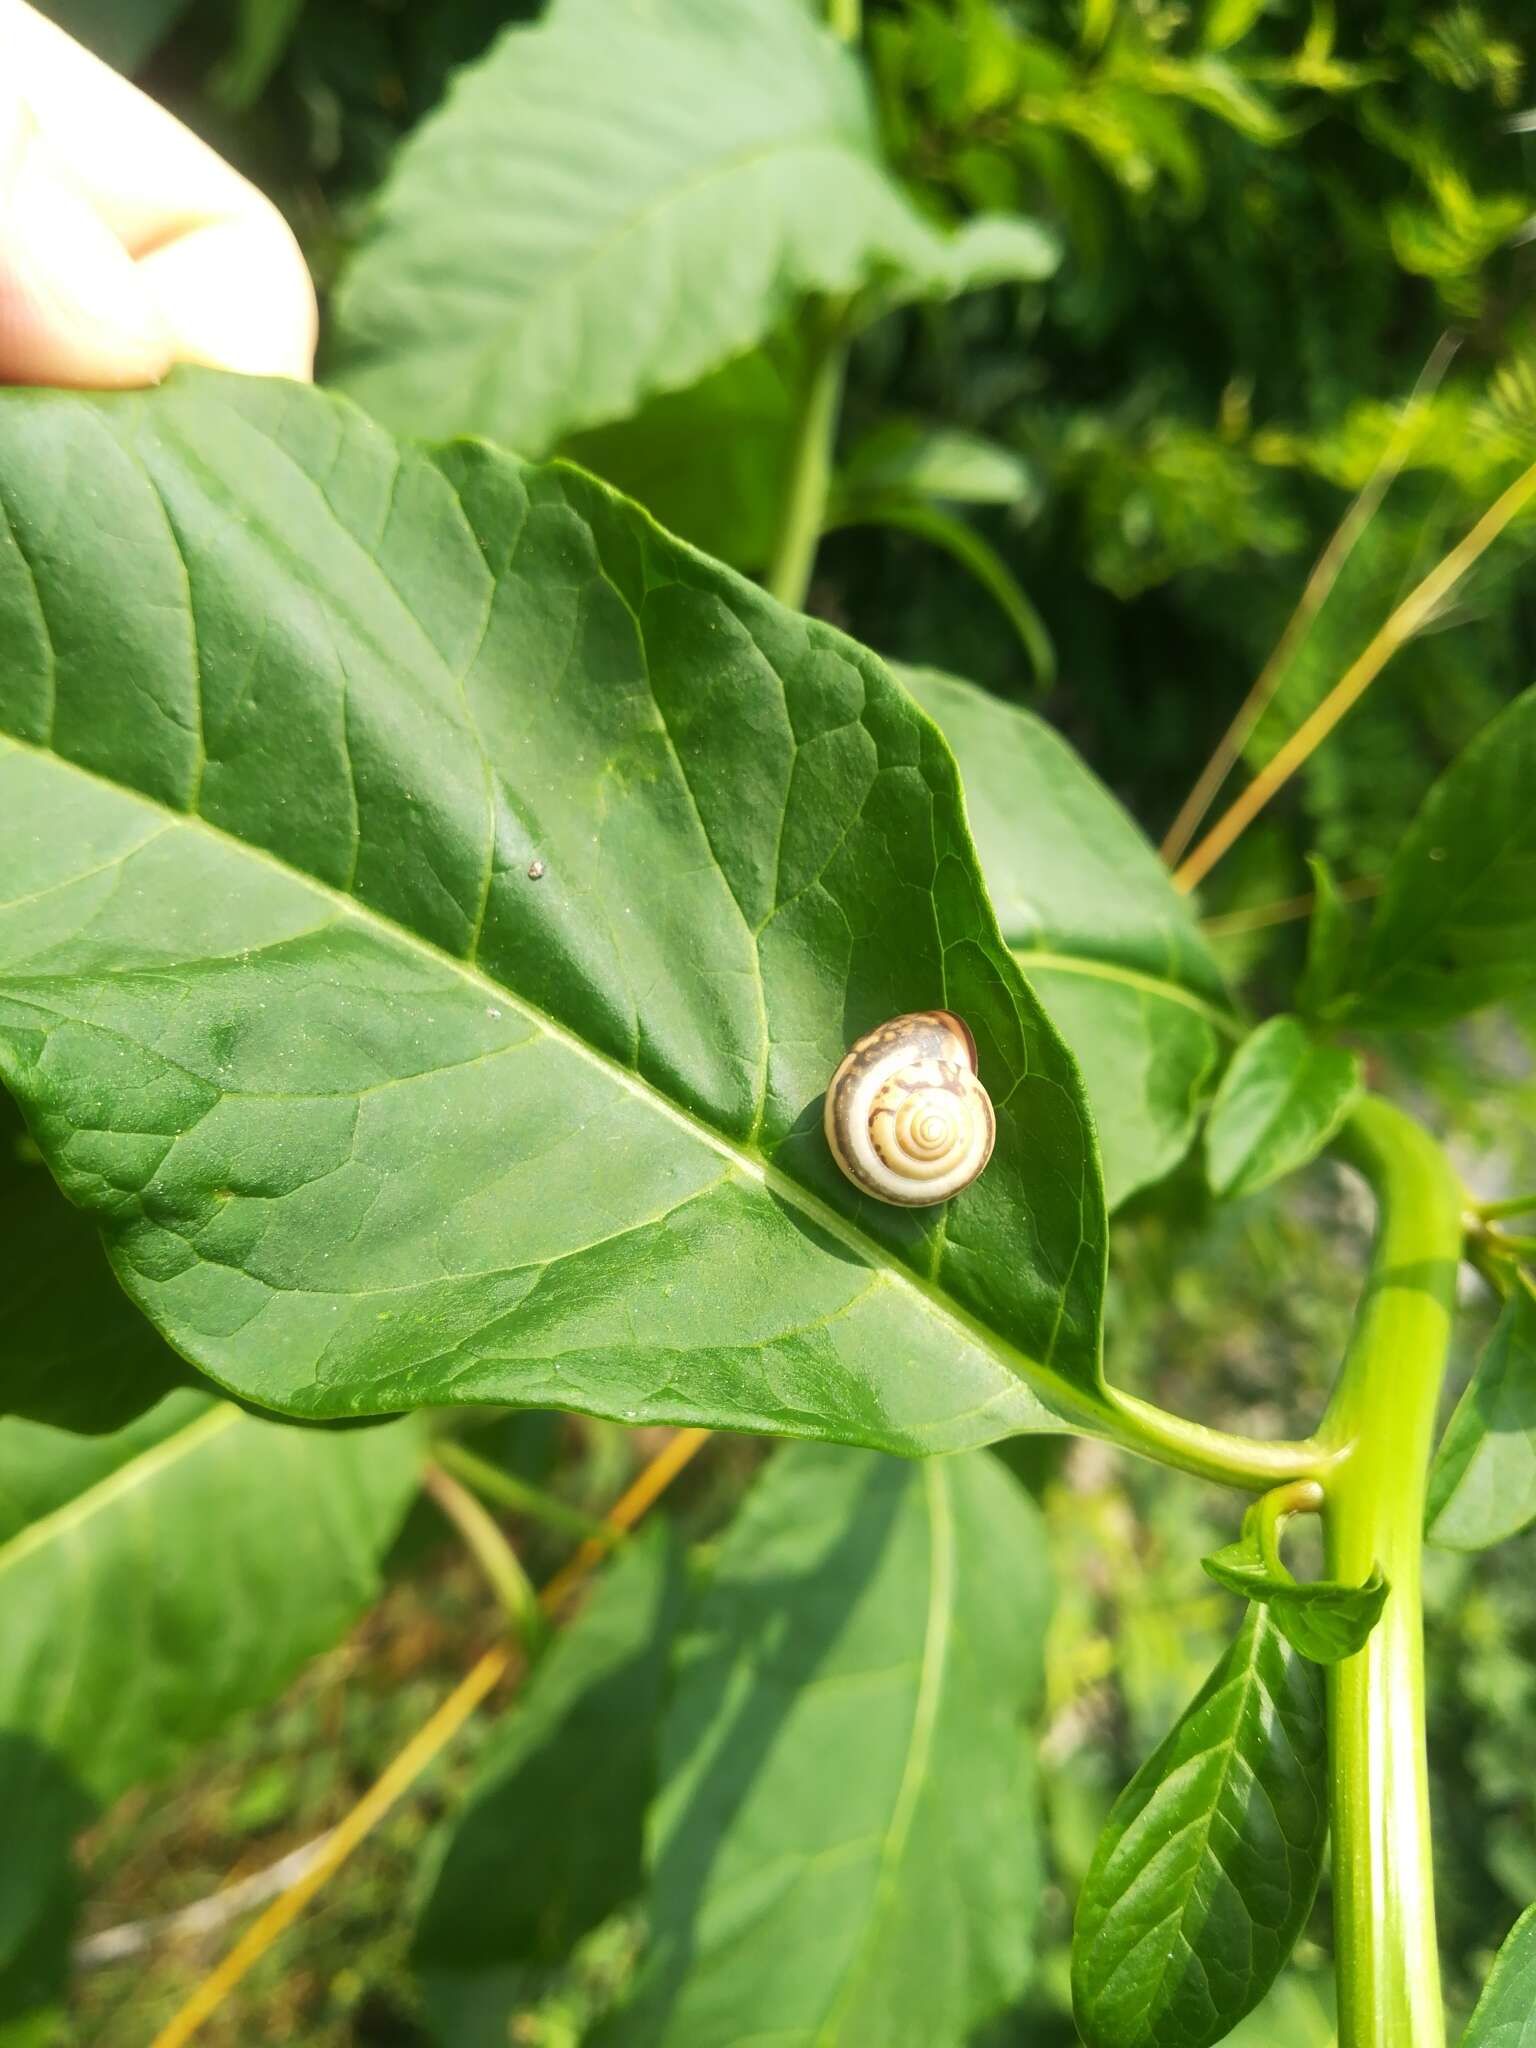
[434,1436,612,1543]
[1318,1097,1463,2048]
[1476,1192,1536,1222]
[422,1462,541,1642]
[828,0,861,39]
[765,304,849,611]
[1100,1387,1338,1493]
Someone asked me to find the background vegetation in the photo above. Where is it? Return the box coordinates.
[16,0,1536,2040]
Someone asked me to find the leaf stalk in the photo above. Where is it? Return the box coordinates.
[422,1462,542,1644]
[765,300,850,610]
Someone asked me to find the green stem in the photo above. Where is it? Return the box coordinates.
[1318,1096,1462,2048]
[765,305,849,611]
[1101,1387,1337,1494]
[434,1437,611,1543]
[1475,1192,1536,1222]
[1252,1477,1324,1576]
[422,1462,542,1645]
[827,0,861,39]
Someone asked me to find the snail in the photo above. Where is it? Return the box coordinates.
[823,1011,995,1207]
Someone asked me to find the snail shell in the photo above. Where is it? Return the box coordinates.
[824,1011,995,1207]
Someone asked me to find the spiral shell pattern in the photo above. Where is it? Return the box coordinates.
[823,1011,995,1207]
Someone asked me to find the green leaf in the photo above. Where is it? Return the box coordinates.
[329,0,1057,451]
[1205,1015,1362,1201]
[33,0,190,71]
[836,422,1039,508]
[607,1442,1051,2047]
[209,0,309,110]
[1341,684,1536,1027]
[1427,1279,1536,1552]
[0,1394,421,1798]
[900,666,1235,1208]
[413,1524,684,2044]
[0,1393,421,2016]
[1295,854,1359,1020]
[1461,1904,1536,2047]
[0,371,1107,1453]
[841,501,1056,687]
[0,1086,186,1432]
[1202,1536,1388,1664]
[563,344,800,573]
[1072,1604,1328,2048]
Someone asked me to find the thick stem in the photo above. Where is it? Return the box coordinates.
[764,306,848,611]
[1319,1097,1463,2048]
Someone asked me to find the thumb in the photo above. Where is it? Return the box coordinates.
[0,83,172,388]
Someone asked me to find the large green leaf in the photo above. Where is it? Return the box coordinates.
[413,1524,684,2046]
[1462,1904,1536,2047]
[329,0,1057,451]
[1337,684,1536,1027]
[1427,1279,1536,1552]
[1071,1604,1328,2048]
[901,666,1236,1208]
[0,371,1107,1452]
[1,1087,186,1432]
[0,1392,421,2016]
[1204,1014,1362,1200]
[607,1441,1051,2047]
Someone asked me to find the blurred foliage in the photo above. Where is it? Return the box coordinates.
[100,0,1536,893]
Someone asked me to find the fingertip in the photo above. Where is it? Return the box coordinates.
[0,118,173,388]
[138,208,318,383]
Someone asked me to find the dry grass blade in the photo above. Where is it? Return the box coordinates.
[1174,452,1536,894]
[1159,334,1459,870]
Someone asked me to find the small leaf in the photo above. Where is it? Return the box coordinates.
[842,501,1056,685]
[413,1525,684,2042]
[900,666,1237,1209]
[1342,684,1536,1027]
[1296,854,1359,1020]
[1072,1604,1328,2048]
[1206,1015,1362,1200]
[331,0,1056,451]
[607,1443,1051,2047]
[1427,1280,1536,1551]
[0,1086,186,1433]
[1461,1904,1536,2047]
[1202,1537,1388,1664]
[837,422,1039,508]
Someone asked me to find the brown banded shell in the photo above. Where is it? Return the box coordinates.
[823,1011,995,1206]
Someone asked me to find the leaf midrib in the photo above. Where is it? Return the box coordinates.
[1091,1613,1278,2028]
[813,1458,955,2044]
[0,731,1099,1429]
[0,1403,236,1581]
